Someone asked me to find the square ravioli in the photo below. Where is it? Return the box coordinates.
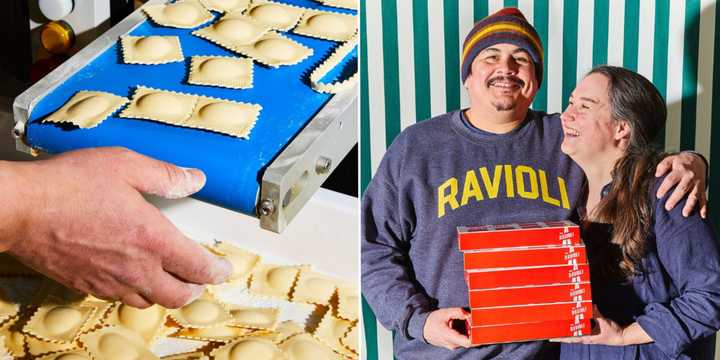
[228,306,279,330]
[210,335,283,360]
[120,86,198,125]
[293,9,357,42]
[23,303,96,343]
[206,241,260,281]
[291,268,338,305]
[43,91,128,129]
[79,326,158,360]
[336,283,359,321]
[184,96,261,138]
[105,303,168,345]
[280,333,345,360]
[26,335,77,358]
[171,324,254,342]
[313,310,355,358]
[245,0,306,31]
[121,35,184,65]
[143,0,213,29]
[249,264,303,300]
[188,56,253,89]
[169,291,232,328]
[193,14,271,50]
[233,31,313,68]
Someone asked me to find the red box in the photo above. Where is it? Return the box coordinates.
[467,318,592,345]
[465,264,590,289]
[463,245,587,270]
[468,282,592,308]
[458,221,581,251]
[470,301,591,325]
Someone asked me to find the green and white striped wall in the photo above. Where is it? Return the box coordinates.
[359,0,720,358]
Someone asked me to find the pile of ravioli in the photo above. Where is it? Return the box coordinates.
[42,0,358,138]
[0,241,359,359]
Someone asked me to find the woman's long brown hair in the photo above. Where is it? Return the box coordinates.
[587,66,667,278]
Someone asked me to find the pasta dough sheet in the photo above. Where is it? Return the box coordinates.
[309,34,358,94]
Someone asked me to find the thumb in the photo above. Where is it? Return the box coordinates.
[447,307,470,320]
[124,154,206,199]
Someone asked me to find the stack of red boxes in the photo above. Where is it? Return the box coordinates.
[458,220,593,345]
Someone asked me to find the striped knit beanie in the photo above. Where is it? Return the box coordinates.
[461,8,544,85]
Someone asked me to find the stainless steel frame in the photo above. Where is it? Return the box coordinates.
[259,85,357,233]
[9,0,358,233]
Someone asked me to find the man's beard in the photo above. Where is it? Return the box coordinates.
[491,99,517,111]
[487,75,523,111]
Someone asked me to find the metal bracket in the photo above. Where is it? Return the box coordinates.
[259,84,358,233]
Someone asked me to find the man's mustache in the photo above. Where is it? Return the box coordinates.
[487,76,525,88]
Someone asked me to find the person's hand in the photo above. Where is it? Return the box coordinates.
[551,307,625,346]
[655,152,708,218]
[423,307,472,350]
[0,147,233,308]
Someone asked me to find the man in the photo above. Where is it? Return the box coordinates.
[0,147,233,308]
[361,8,707,359]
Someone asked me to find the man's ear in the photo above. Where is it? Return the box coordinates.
[614,120,631,141]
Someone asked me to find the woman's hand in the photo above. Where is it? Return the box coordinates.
[551,306,652,346]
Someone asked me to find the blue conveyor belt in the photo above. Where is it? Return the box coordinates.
[25,0,357,215]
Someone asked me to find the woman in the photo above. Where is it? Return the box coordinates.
[556,65,720,359]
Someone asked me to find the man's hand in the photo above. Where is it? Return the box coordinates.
[655,152,708,218]
[0,147,233,309]
[423,307,472,350]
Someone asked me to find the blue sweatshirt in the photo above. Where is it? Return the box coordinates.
[361,110,585,359]
[560,180,720,360]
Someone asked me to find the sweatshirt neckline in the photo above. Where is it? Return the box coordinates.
[451,109,537,144]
